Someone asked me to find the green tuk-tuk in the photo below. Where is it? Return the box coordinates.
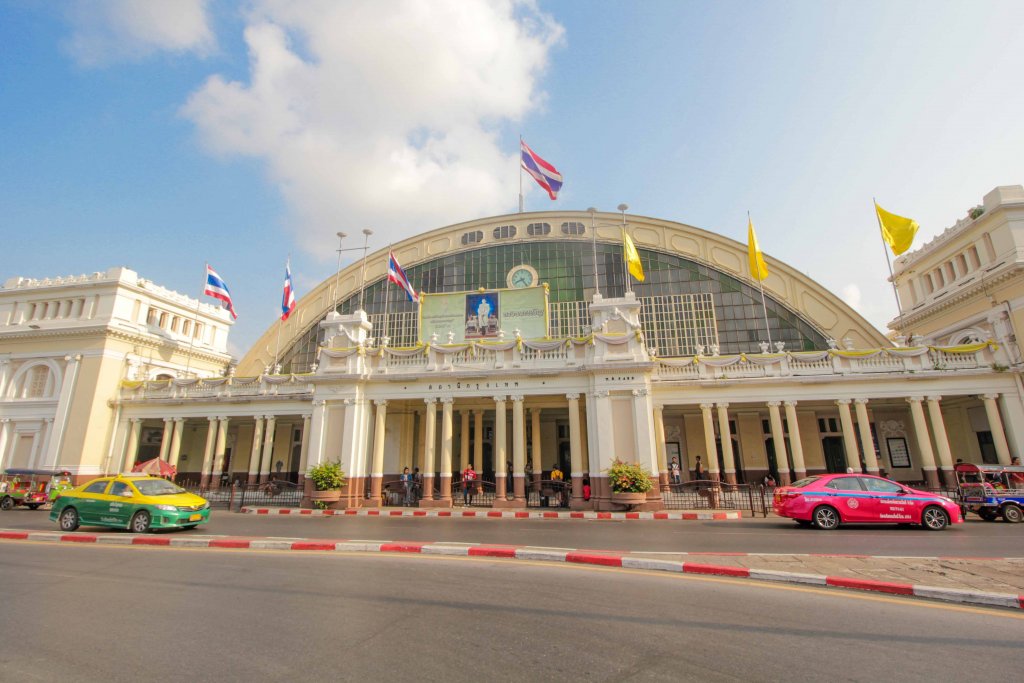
[0,469,74,510]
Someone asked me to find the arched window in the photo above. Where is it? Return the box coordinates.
[527,222,551,236]
[461,231,483,245]
[560,221,585,235]
[25,365,52,398]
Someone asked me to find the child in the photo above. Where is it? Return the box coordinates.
[582,478,591,501]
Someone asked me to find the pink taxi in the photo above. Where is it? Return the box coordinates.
[773,474,962,530]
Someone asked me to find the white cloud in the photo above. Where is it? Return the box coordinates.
[840,283,862,312]
[181,0,564,258]
[64,0,215,66]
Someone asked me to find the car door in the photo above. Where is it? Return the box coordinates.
[858,476,906,522]
[105,481,137,527]
[824,476,869,522]
[75,479,112,524]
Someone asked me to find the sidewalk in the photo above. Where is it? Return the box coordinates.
[239,506,744,520]
[3,528,1021,610]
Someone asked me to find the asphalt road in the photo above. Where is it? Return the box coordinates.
[1,542,1021,682]
[2,508,1021,556]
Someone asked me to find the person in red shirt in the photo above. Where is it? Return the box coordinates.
[462,464,477,507]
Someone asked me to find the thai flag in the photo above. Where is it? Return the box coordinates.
[203,265,237,320]
[520,139,562,200]
[281,260,297,321]
[387,251,419,303]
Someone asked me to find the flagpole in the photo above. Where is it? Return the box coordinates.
[750,212,773,348]
[618,203,631,294]
[873,197,905,323]
[272,255,288,373]
[184,264,206,378]
[518,134,524,213]
[382,244,393,344]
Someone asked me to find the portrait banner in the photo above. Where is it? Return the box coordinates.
[419,286,547,344]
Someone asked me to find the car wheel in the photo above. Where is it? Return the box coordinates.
[978,508,998,522]
[59,507,80,532]
[812,505,840,530]
[1,496,14,511]
[1002,503,1023,524]
[130,510,151,533]
[921,506,949,531]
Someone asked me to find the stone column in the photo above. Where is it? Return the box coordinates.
[568,393,584,506]
[511,395,526,503]
[247,416,265,485]
[259,415,277,483]
[439,398,454,504]
[158,418,173,462]
[0,419,11,472]
[421,399,437,503]
[200,417,217,488]
[530,408,542,489]
[982,394,1012,465]
[654,404,670,491]
[0,359,10,398]
[493,396,507,499]
[460,410,470,475]
[700,403,718,480]
[124,418,142,472]
[836,399,862,473]
[854,399,880,475]
[167,418,185,470]
[716,403,736,484]
[783,401,806,479]
[473,410,483,473]
[297,413,312,475]
[211,417,229,490]
[368,400,388,506]
[926,396,955,487]
[907,397,941,489]
[767,401,790,485]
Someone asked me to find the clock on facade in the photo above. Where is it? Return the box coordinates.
[506,264,538,289]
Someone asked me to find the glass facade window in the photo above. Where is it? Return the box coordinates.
[461,231,483,245]
[279,240,830,373]
[561,221,585,235]
[527,222,551,236]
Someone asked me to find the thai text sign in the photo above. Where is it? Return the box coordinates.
[419,286,547,343]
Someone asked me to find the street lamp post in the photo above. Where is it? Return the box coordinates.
[587,207,600,297]
[331,231,347,314]
[357,228,374,313]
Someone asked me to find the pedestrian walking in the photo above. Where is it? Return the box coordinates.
[400,467,414,506]
[462,464,477,507]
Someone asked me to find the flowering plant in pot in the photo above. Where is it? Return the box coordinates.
[307,460,346,507]
[607,459,653,506]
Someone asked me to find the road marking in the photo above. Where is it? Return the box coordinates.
[6,539,1022,619]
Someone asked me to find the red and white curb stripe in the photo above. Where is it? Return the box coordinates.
[239,508,742,520]
[3,530,1020,610]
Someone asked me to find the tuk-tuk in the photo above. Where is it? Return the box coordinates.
[0,469,74,511]
[954,462,1024,523]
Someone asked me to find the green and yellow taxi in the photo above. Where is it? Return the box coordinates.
[49,474,210,533]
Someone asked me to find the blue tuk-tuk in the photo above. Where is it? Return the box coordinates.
[954,462,1024,523]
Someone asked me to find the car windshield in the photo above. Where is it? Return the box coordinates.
[788,477,820,488]
[132,479,186,496]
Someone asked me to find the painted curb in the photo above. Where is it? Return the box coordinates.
[239,507,742,520]
[3,529,1021,610]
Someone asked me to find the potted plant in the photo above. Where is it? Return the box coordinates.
[307,460,346,507]
[607,459,654,507]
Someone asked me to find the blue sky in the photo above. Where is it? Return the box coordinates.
[3,1,1023,356]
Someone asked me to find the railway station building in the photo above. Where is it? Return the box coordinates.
[2,185,1023,510]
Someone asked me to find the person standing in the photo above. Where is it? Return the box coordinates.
[400,467,414,506]
[694,456,704,480]
[669,457,681,485]
[462,463,477,507]
[412,467,423,502]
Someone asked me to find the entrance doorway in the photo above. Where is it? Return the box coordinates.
[822,436,846,473]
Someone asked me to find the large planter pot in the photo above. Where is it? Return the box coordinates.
[610,491,647,508]
[309,489,342,505]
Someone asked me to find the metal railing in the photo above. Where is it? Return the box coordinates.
[662,481,770,516]
[178,478,303,509]
[526,479,570,508]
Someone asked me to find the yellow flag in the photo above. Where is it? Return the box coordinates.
[623,229,645,282]
[747,217,768,281]
[875,201,919,256]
